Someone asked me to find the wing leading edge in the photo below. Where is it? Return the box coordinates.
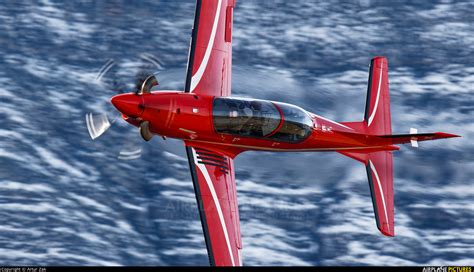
[184,0,235,97]
[185,145,242,266]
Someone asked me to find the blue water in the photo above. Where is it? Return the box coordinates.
[0,0,472,266]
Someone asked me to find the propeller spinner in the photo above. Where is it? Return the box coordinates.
[110,93,144,118]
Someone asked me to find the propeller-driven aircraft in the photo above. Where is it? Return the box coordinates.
[87,0,459,266]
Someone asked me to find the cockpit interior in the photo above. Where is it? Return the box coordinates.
[213,97,313,143]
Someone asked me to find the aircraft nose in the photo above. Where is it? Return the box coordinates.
[111,93,144,118]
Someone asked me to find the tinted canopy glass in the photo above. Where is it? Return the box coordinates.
[213,98,313,143]
[213,97,281,137]
[269,102,313,143]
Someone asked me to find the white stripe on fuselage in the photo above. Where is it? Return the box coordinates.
[192,148,235,266]
[190,0,222,92]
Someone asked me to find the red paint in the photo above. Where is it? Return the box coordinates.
[109,0,460,266]
[111,94,143,118]
[112,91,459,154]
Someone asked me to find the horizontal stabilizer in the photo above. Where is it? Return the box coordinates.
[338,150,395,236]
[379,132,460,145]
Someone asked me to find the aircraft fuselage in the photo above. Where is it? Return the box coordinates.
[111,91,395,156]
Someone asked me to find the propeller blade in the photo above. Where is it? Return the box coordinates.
[85,113,111,140]
[138,74,158,95]
[118,148,142,160]
[139,121,154,141]
[117,129,144,160]
[86,55,164,160]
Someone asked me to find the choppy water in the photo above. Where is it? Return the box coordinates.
[0,0,473,266]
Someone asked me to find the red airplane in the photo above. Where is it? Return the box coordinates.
[90,0,459,266]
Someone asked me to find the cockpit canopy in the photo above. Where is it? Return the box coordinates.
[213,97,313,143]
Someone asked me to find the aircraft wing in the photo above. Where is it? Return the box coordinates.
[185,144,242,266]
[184,0,235,97]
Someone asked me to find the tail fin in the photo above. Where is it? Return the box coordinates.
[340,56,391,135]
[364,56,391,135]
[339,58,395,236]
[336,57,459,236]
[339,150,395,236]
[342,56,460,144]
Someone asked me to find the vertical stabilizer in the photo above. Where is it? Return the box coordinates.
[364,56,391,135]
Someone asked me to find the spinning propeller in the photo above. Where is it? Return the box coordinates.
[85,55,162,160]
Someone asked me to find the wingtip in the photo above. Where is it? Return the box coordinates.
[371,56,388,68]
[372,56,386,60]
